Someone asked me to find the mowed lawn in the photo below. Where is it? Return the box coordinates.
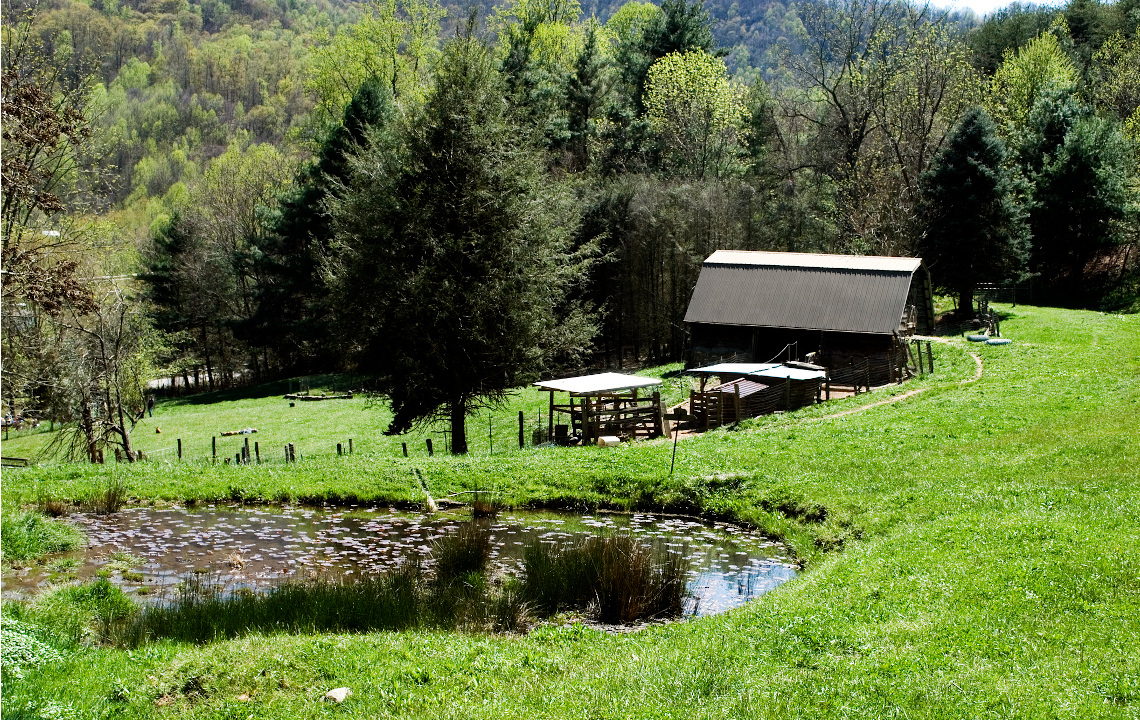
[2,305,1139,719]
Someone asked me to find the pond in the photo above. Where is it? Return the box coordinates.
[2,506,797,618]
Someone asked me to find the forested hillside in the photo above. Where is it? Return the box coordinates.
[3,0,1138,459]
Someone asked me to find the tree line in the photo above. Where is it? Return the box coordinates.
[3,0,1138,456]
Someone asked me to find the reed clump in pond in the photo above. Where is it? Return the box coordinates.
[116,564,426,645]
[521,533,690,624]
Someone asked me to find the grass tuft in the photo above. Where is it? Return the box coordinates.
[0,510,85,564]
[521,533,689,624]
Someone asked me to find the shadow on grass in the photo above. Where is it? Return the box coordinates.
[159,374,363,407]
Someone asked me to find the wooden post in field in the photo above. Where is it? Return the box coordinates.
[254,442,260,463]
[348,438,353,454]
[402,442,408,457]
[426,438,433,456]
[177,438,182,459]
[926,341,934,372]
[284,445,289,462]
[212,436,216,462]
[518,411,525,449]
[235,452,241,464]
[244,437,250,461]
[337,443,343,456]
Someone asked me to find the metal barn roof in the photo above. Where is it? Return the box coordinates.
[684,250,924,335]
[688,363,828,381]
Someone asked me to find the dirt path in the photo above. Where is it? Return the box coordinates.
[816,388,929,420]
[813,344,982,421]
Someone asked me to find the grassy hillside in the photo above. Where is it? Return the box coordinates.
[2,305,1139,719]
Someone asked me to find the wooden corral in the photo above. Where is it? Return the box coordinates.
[534,373,669,445]
[686,363,826,429]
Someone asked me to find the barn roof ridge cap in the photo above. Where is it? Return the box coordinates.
[702,250,923,273]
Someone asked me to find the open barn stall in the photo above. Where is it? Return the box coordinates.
[534,373,668,445]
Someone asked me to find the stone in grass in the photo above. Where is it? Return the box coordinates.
[324,688,352,703]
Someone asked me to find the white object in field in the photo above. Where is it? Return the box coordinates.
[597,436,622,447]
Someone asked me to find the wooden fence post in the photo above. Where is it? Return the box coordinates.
[177,438,182,460]
[348,438,353,454]
[926,341,934,373]
[402,442,408,457]
[426,438,433,456]
[254,442,260,463]
[518,411,525,449]
[212,436,216,462]
[337,443,343,456]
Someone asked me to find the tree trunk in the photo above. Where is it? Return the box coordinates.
[450,397,468,455]
[958,286,975,319]
[80,396,98,463]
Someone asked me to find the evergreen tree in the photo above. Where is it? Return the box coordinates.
[917,108,1029,317]
[329,27,596,454]
[252,78,396,371]
[1023,113,1135,302]
[558,23,610,171]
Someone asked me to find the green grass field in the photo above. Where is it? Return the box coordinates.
[2,304,1139,719]
[0,365,690,464]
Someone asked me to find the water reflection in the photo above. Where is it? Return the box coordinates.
[2,506,796,617]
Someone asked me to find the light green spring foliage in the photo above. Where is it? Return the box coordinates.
[603,1,662,48]
[305,0,444,125]
[645,50,750,179]
[492,0,592,77]
[988,19,1079,130]
[1091,29,1140,143]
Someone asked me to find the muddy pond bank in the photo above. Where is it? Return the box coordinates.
[3,506,796,619]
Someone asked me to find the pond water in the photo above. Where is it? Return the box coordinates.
[2,506,796,618]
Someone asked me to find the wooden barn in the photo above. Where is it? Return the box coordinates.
[683,251,935,387]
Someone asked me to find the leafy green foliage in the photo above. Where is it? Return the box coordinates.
[644,50,749,178]
[988,23,1079,129]
[1019,98,1137,302]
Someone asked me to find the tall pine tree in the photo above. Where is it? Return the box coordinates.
[918,108,1029,316]
[251,78,396,371]
[329,25,596,454]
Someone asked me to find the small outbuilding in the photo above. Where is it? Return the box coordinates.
[686,362,828,428]
[534,372,667,444]
[684,251,935,387]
